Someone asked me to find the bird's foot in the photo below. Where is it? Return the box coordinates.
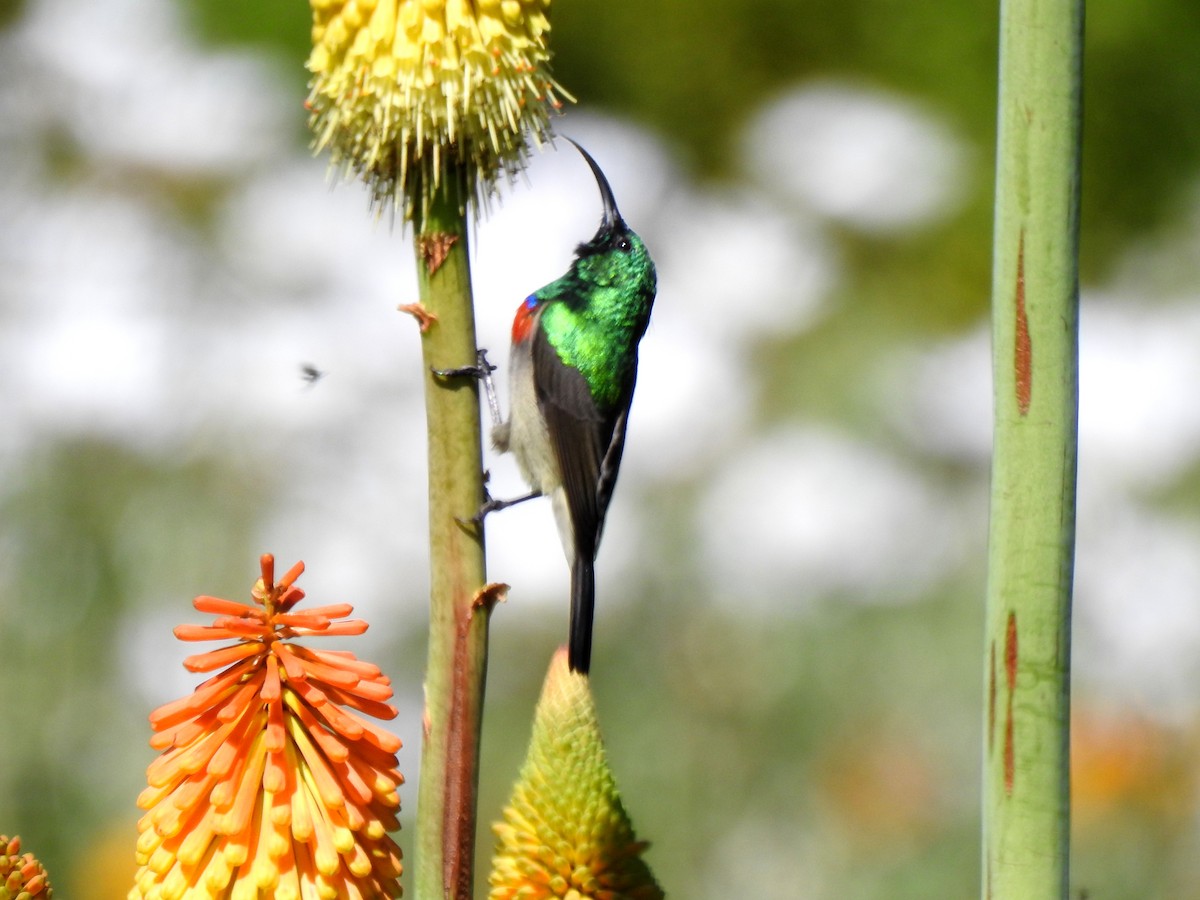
[433,348,503,428]
[455,486,542,527]
[432,348,495,380]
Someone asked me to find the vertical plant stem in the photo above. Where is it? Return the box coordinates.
[982,0,1083,897]
[412,172,490,900]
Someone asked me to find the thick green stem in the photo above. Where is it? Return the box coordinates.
[982,0,1083,897]
[412,174,491,900]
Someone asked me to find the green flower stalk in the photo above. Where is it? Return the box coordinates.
[982,0,1083,896]
[489,649,663,900]
[305,2,573,896]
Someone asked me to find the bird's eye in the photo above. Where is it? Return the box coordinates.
[617,237,632,252]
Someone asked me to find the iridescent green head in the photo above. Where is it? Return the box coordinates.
[564,139,657,302]
[537,140,658,408]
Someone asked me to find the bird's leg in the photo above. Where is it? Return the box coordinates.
[433,348,502,429]
[437,350,535,523]
[456,484,543,526]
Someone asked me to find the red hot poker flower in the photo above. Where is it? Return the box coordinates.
[131,554,403,900]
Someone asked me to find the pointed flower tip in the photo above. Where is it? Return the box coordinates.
[0,835,53,899]
[305,0,574,221]
[487,651,663,900]
[131,556,403,900]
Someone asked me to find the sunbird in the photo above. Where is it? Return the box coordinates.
[441,140,657,674]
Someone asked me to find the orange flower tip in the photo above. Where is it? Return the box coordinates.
[194,595,263,617]
[260,553,276,589]
[221,841,249,869]
[315,847,341,878]
[183,642,263,672]
[280,560,306,589]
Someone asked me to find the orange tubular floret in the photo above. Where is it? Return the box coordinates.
[275,612,333,632]
[319,682,397,718]
[194,595,266,618]
[330,757,374,809]
[185,642,265,673]
[177,806,218,868]
[285,603,355,621]
[344,746,404,798]
[270,761,295,829]
[290,681,364,740]
[250,794,280,889]
[146,716,237,786]
[276,646,309,682]
[287,752,315,843]
[287,695,352,764]
[216,674,267,725]
[278,560,305,589]
[275,587,307,614]
[175,623,265,642]
[274,839,301,899]
[307,620,370,637]
[262,654,283,704]
[285,648,362,688]
[169,768,219,818]
[300,772,344,878]
[353,713,404,755]
[287,718,347,813]
[266,692,287,753]
[150,705,223,750]
[304,649,383,679]
[149,669,243,730]
[264,753,287,795]
[217,732,269,837]
[213,619,277,640]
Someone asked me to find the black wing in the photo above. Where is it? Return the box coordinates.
[530,328,632,562]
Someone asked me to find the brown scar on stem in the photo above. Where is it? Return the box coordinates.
[443,578,502,896]
[419,232,458,275]
[1004,611,1018,794]
[441,539,475,897]
[1014,229,1032,415]
[988,641,996,755]
[398,301,438,333]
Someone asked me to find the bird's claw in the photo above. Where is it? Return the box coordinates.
[454,485,540,529]
[433,348,495,380]
[455,482,505,528]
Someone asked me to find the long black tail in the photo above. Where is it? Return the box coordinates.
[568,554,595,674]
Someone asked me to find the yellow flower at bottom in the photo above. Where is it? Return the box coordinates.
[130,555,403,900]
[489,649,662,900]
[307,0,572,218]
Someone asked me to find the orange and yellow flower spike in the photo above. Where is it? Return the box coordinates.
[130,555,404,900]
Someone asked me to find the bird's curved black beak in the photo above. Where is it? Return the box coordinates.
[565,138,625,233]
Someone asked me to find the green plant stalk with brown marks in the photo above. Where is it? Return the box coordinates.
[982,0,1083,896]
[411,172,493,900]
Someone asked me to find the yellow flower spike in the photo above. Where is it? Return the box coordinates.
[488,649,663,900]
[130,554,403,899]
[307,0,572,220]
